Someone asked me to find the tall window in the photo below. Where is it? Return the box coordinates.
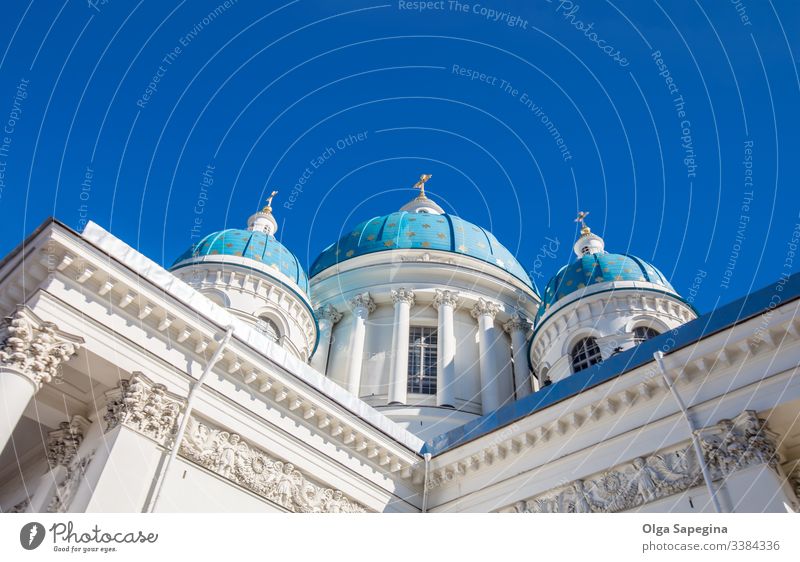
[257,316,281,344]
[633,326,660,343]
[571,337,602,373]
[407,326,438,394]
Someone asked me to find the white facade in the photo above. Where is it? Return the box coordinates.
[0,195,799,514]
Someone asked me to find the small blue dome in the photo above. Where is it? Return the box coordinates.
[309,211,535,291]
[536,253,674,323]
[171,229,309,294]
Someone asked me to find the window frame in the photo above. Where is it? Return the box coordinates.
[570,336,602,373]
[407,326,438,395]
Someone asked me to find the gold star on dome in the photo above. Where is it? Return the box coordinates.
[406,231,416,237]
[421,223,431,229]
[366,234,376,241]
[437,232,446,239]
[384,240,395,247]
[421,241,431,248]
[346,250,355,257]
[457,244,468,252]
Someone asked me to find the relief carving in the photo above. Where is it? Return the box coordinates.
[179,416,366,513]
[503,410,778,513]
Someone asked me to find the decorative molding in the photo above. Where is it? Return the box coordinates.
[499,410,779,513]
[390,288,415,307]
[314,304,342,326]
[399,252,455,265]
[46,415,91,469]
[46,451,94,513]
[0,306,84,389]
[103,372,185,445]
[471,298,500,320]
[8,498,30,513]
[433,289,460,310]
[348,292,376,316]
[179,416,367,513]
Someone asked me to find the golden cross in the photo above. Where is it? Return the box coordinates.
[413,174,432,198]
[575,210,590,232]
[263,190,278,211]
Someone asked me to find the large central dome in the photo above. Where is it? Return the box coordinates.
[309,209,534,289]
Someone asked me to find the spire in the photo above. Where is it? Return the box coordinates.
[572,210,605,257]
[248,190,279,235]
[400,174,444,214]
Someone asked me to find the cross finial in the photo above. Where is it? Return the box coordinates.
[413,174,432,199]
[263,190,278,212]
[575,210,591,234]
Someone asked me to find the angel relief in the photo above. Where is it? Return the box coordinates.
[179,416,365,513]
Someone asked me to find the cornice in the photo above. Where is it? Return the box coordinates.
[9,225,425,483]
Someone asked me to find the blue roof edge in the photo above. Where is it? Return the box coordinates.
[422,271,800,456]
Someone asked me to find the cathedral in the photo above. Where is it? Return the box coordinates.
[0,177,798,513]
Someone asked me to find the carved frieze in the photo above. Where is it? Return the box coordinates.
[46,451,94,513]
[501,410,779,513]
[103,372,184,445]
[46,416,91,469]
[0,306,84,388]
[179,416,366,513]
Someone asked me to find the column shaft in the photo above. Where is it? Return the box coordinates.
[388,289,414,405]
[345,293,375,396]
[472,299,501,414]
[435,290,459,407]
[0,367,37,453]
[310,305,342,374]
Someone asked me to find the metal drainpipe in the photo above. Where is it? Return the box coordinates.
[147,326,234,512]
[421,453,432,513]
[653,351,723,513]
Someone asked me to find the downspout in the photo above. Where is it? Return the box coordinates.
[147,325,235,512]
[421,452,432,513]
[653,351,723,513]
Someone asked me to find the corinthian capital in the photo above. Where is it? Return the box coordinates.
[471,298,500,320]
[391,288,415,306]
[433,289,460,310]
[46,415,91,469]
[348,292,376,317]
[103,372,184,444]
[503,312,533,335]
[0,306,84,389]
[315,304,343,325]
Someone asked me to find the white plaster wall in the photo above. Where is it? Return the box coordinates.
[154,457,284,513]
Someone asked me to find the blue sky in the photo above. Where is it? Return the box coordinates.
[0,0,798,313]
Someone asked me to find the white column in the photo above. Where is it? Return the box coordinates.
[504,313,534,397]
[310,304,342,374]
[434,289,459,407]
[0,307,83,453]
[388,289,414,405]
[345,292,375,396]
[471,298,502,414]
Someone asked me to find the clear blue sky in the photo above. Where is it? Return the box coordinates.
[0,0,798,314]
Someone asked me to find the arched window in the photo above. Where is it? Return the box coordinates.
[633,326,660,344]
[571,337,602,373]
[256,316,281,344]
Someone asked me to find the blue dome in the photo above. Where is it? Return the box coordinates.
[171,229,309,294]
[536,253,675,323]
[310,211,535,290]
